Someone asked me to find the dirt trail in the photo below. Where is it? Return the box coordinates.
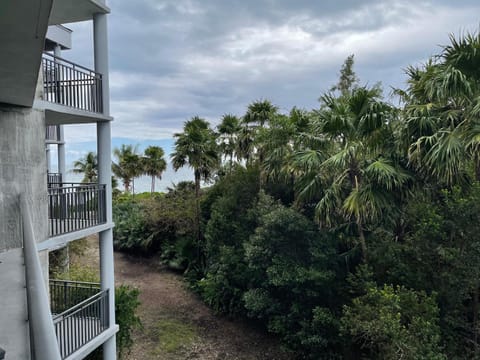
[113,251,291,359]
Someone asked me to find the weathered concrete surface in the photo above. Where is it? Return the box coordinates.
[0,106,48,250]
[0,80,48,358]
[0,248,29,359]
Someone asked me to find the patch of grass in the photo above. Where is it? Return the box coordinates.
[54,264,99,282]
[69,237,90,257]
[152,317,198,354]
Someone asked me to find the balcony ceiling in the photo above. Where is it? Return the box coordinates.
[0,0,53,107]
[49,0,110,25]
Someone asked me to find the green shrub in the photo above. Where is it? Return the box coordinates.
[341,284,445,359]
[115,285,142,358]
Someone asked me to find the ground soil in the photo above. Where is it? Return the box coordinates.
[72,236,292,360]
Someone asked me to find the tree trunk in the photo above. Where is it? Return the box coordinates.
[474,286,479,357]
[475,155,480,182]
[194,170,202,268]
[357,220,368,263]
[132,177,135,198]
[151,175,155,194]
[194,171,201,198]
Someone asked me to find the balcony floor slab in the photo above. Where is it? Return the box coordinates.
[38,222,114,251]
[34,99,113,124]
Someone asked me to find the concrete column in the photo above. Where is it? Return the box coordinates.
[46,146,51,172]
[97,122,116,360]
[94,11,116,360]
[53,44,61,58]
[57,126,66,180]
[94,13,110,116]
[53,45,66,180]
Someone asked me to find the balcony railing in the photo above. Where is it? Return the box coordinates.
[42,52,103,113]
[47,173,63,186]
[48,183,107,237]
[50,280,109,359]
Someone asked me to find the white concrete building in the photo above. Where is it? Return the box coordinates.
[0,1,117,359]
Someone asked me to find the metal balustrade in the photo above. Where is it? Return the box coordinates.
[50,280,101,314]
[50,280,109,359]
[48,183,107,237]
[47,173,63,186]
[42,52,103,113]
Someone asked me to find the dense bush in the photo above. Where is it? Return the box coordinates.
[113,184,196,266]
[115,285,142,358]
[341,285,445,359]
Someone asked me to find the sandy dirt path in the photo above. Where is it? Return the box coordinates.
[112,250,291,359]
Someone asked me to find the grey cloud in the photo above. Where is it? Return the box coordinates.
[61,0,480,143]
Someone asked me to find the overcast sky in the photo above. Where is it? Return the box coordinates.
[61,0,480,144]
[58,0,480,189]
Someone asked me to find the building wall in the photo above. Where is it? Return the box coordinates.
[0,70,48,359]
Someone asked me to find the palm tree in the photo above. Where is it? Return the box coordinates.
[171,116,219,265]
[243,99,278,128]
[294,87,410,262]
[112,144,142,194]
[402,31,480,186]
[171,116,219,198]
[259,107,312,184]
[72,151,97,183]
[142,146,167,194]
[217,114,241,167]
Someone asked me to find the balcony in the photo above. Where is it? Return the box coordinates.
[48,183,107,237]
[47,172,63,185]
[50,280,109,359]
[42,52,103,114]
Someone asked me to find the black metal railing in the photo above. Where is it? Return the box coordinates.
[47,173,63,186]
[50,280,109,359]
[48,183,107,237]
[46,125,61,142]
[42,52,103,113]
[50,280,101,314]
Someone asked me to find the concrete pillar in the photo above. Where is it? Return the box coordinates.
[53,44,61,58]
[94,13,110,116]
[53,45,66,181]
[46,146,51,172]
[94,11,116,360]
[57,126,66,180]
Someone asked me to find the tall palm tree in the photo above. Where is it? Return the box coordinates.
[217,114,241,167]
[112,144,142,194]
[243,99,278,128]
[259,107,312,184]
[171,116,219,265]
[294,87,410,262]
[238,99,279,165]
[72,151,97,183]
[142,146,167,194]
[402,31,480,186]
[171,116,219,198]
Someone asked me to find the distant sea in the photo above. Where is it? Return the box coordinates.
[55,136,195,194]
[66,163,194,194]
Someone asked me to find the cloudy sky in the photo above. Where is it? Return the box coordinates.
[58,0,480,190]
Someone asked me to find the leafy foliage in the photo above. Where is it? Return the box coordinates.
[115,285,142,358]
